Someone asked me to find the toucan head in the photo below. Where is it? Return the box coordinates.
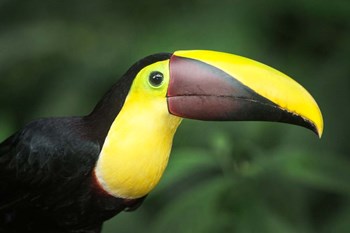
[94,50,323,199]
[122,50,323,137]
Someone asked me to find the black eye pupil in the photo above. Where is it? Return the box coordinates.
[149,71,164,87]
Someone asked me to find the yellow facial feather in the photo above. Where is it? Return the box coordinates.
[95,60,182,199]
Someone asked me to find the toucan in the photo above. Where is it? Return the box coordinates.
[0,50,323,233]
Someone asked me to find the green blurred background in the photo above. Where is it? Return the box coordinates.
[1,0,350,232]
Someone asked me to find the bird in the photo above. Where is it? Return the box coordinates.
[0,50,323,233]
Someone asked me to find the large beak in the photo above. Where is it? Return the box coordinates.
[167,50,323,137]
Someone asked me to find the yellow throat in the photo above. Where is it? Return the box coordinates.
[95,60,182,199]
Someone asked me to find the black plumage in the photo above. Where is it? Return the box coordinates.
[0,53,171,233]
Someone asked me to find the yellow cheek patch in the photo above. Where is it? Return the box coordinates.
[95,60,182,199]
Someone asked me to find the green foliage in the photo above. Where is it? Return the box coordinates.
[1,0,349,232]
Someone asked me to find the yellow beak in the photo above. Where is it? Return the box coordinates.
[167,50,323,137]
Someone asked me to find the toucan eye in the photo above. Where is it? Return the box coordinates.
[149,71,164,87]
